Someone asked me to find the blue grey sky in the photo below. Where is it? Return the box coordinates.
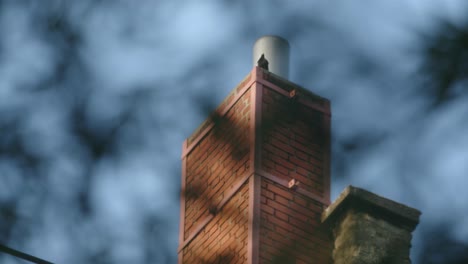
[0,0,467,263]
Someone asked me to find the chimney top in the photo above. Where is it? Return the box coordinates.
[321,186,421,264]
[322,185,421,230]
[253,35,290,79]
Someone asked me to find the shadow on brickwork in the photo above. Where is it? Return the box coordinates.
[182,80,333,263]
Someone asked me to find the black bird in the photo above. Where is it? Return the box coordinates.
[257,54,269,70]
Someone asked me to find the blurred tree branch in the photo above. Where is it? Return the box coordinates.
[419,18,468,106]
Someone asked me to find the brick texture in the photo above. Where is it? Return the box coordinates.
[180,78,252,263]
[261,87,327,196]
[259,178,332,263]
[179,68,332,263]
[184,89,251,240]
[183,183,249,263]
[256,75,332,263]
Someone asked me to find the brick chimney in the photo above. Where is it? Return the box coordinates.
[322,186,421,264]
[178,36,333,263]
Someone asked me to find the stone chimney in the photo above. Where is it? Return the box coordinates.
[322,186,421,264]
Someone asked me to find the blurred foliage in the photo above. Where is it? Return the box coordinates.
[0,1,468,264]
[420,18,468,106]
[416,14,468,263]
[419,225,468,264]
[0,1,172,263]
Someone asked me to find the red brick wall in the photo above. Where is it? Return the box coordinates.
[183,183,249,263]
[180,80,252,263]
[256,78,332,263]
[259,178,332,263]
[179,68,332,263]
[261,87,327,197]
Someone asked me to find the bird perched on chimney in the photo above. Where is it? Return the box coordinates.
[257,54,269,70]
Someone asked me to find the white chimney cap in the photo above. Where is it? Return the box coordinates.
[253,35,290,79]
